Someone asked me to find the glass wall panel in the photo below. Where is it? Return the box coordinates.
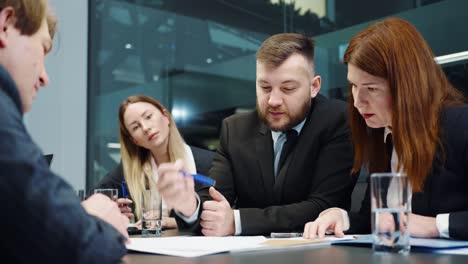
[87,0,466,189]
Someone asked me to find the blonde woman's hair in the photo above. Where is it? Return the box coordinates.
[118,95,189,219]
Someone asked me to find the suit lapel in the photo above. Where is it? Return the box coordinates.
[255,122,275,198]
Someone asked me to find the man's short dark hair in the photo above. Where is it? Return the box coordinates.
[256,33,315,69]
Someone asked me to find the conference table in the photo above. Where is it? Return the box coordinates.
[125,230,467,263]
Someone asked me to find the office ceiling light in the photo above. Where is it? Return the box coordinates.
[435,50,468,65]
[172,107,187,120]
[107,143,121,149]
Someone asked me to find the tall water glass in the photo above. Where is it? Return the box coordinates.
[141,189,162,237]
[94,188,118,201]
[371,173,410,255]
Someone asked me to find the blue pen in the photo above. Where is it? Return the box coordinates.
[121,180,127,199]
[180,170,216,186]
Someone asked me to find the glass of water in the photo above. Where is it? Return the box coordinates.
[141,189,162,237]
[371,172,410,255]
[94,188,118,201]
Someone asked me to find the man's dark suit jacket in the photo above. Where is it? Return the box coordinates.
[0,65,126,263]
[349,105,468,240]
[183,95,356,235]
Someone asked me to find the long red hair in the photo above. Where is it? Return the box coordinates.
[344,18,465,192]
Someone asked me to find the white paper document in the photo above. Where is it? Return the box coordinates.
[126,235,355,257]
[248,235,355,251]
[126,236,267,257]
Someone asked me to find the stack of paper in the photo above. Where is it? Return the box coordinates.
[127,235,355,257]
[127,236,267,257]
[262,235,355,247]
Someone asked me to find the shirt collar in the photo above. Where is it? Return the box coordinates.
[272,118,307,141]
[384,127,392,143]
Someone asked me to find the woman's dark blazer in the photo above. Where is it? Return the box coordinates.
[348,105,468,240]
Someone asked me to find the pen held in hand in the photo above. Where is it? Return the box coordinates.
[180,170,216,186]
[121,180,127,199]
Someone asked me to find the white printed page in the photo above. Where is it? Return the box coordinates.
[126,236,267,257]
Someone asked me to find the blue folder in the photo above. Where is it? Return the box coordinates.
[332,235,468,251]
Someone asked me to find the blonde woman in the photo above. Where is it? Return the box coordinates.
[93,95,214,229]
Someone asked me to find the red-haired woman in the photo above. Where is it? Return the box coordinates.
[303,18,468,240]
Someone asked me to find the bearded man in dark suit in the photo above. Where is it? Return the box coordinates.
[158,33,356,236]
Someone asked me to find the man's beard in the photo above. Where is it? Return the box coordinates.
[257,99,311,132]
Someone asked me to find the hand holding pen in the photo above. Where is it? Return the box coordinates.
[157,159,203,217]
[117,180,134,220]
[179,170,216,186]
